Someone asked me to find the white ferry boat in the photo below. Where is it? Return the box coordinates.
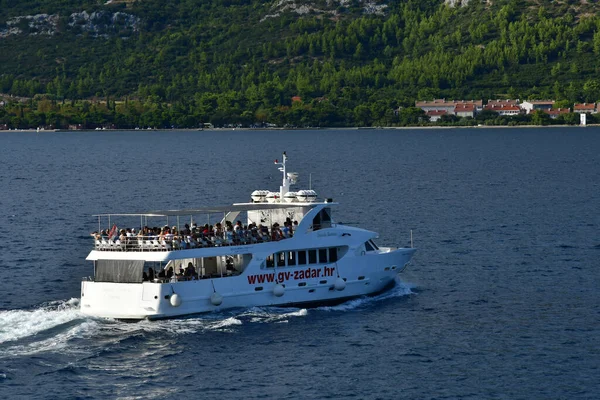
[80,153,416,320]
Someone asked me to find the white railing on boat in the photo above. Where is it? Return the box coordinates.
[93,232,292,252]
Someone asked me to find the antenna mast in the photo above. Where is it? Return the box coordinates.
[275,151,289,200]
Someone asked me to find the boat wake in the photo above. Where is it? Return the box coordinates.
[0,298,97,358]
[316,278,415,312]
[0,279,415,358]
[0,298,83,344]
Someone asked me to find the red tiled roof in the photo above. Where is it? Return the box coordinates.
[544,108,570,115]
[487,99,519,107]
[484,105,520,111]
[573,103,595,110]
[454,104,475,112]
[525,100,555,105]
[426,110,448,116]
[416,99,483,107]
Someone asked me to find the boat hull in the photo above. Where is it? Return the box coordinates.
[80,248,415,320]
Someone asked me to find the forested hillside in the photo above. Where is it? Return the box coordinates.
[2,0,600,128]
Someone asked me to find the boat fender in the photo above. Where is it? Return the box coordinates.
[273,283,285,297]
[210,292,223,306]
[334,277,346,291]
[170,293,182,307]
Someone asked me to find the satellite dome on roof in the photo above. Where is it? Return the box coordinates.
[266,191,280,203]
[284,191,298,203]
[297,190,317,203]
[251,190,269,203]
[287,172,299,184]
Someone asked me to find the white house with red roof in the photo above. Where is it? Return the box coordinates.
[486,99,520,108]
[520,100,555,114]
[426,110,448,122]
[454,103,475,118]
[544,108,571,119]
[416,99,483,114]
[484,104,521,116]
[573,103,596,113]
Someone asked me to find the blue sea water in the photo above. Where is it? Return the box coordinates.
[0,127,598,399]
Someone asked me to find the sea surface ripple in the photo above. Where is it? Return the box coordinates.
[0,128,598,399]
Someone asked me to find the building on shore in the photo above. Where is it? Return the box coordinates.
[483,104,521,116]
[573,103,596,114]
[520,100,555,114]
[544,108,570,119]
[415,99,483,114]
[486,99,520,108]
[426,110,448,122]
[454,103,475,118]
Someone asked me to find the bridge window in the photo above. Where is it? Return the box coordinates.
[266,255,274,268]
[329,247,338,262]
[308,249,317,264]
[298,250,307,265]
[277,252,286,267]
[318,248,328,263]
[287,251,296,266]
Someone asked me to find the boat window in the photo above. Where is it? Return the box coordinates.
[329,247,338,262]
[298,250,307,265]
[364,241,375,252]
[312,208,332,231]
[287,251,296,266]
[369,240,379,250]
[318,248,328,263]
[277,252,286,267]
[266,254,274,268]
[308,249,317,264]
[312,212,321,231]
[95,260,144,283]
[321,208,332,229]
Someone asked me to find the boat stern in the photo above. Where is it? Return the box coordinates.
[80,281,166,320]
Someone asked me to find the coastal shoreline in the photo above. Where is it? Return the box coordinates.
[1,124,600,133]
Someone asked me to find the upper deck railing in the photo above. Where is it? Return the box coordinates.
[93,229,293,252]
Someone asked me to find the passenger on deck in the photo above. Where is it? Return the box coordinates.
[225,226,234,244]
[271,223,282,241]
[282,222,291,238]
[234,220,243,233]
[214,223,223,237]
[185,262,196,279]
[148,268,155,281]
[251,225,262,242]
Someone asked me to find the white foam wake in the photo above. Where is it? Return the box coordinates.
[318,279,415,312]
[0,298,83,344]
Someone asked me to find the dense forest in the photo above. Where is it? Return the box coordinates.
[2,0,600,128]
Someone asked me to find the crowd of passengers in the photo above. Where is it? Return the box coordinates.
[91,219,299,250]
[141,258,239,282]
